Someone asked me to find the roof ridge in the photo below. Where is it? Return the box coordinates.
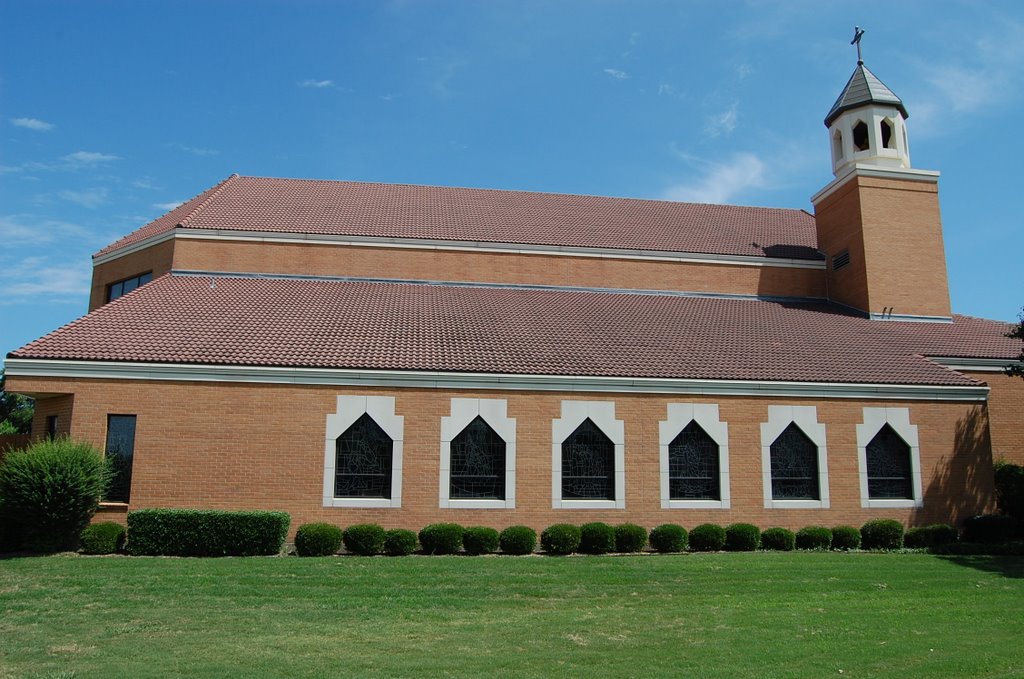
[178,173,239,227]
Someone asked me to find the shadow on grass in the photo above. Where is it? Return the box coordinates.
[936,555,1024,579]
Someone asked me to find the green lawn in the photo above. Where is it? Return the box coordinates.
[1,552,1022,678]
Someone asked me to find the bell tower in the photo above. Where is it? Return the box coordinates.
[812,29,952,321]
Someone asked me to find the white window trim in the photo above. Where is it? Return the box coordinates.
[659,403,730,509]
[552,400,625,509]
[761,405,830,509]
[439,398,516,509]
[857,407,923,509]
[323,395,403,508]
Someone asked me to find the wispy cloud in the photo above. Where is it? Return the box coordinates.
[662,152,767,204]
[11,117,54,131]
[59,187,110,208]
[0,256,92,304]
[603,68,629,80]
[153,200,184,211]
[170,143,219,157]
[61,151,119,167]
[298,79,335,89]
[705,103,739,138]
[132,177,162,190]
[0,214,96,246]
[0,150,120,174]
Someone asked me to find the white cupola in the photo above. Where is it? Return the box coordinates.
[824,60,911,176]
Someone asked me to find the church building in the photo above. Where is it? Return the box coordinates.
[5,56,1022,533]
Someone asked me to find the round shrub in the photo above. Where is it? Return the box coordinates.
[724,523,761,552]
[80,521,126,555]
[499,525,537,555]
[689,523,726,552]
[541,523,581,555]
[419,523,464,555]
[462,526,500,555]
[294,522,343,557]
[861,519,904,550]
[904,525,958,550]
[343,523,386,556]
[383,528,417,556]
[904,527,931,549]
[0,438,111,552]
[926,523,959,547]
[615,523,648,553]
[994,461,1024,522]
[760,527,796,551]
[649,524,687,553]
[831,525,861,550]
[579,522,615,554]
[962,514,1015,543]
[796,526,833,550]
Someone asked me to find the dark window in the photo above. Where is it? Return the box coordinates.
[449,416,506,500]
[104,415,136,503]
[880,119,894,149]
[853,121,869,151]
[561,418,615,500]
[335,413,392,499]
[866,424,913,499]
[45,415,57,440]
[669,421,720,500]
[107,271,153,303]
[770,423,820,500]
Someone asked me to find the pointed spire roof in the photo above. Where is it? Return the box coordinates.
[824,62,908,127]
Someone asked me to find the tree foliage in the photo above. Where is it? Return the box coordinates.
[0,370,33,434]
[1008,309,1024,379]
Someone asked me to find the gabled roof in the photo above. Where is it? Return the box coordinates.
[10,274,1019,387]
[825,62,908,127]
[95,175,822,261]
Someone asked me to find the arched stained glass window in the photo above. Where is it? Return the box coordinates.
[335,413,393,498]
[770,422,820,500]
[669,421,720,500]
[866,424,913,499]
[562,418,614,500]
[450,416,506,500]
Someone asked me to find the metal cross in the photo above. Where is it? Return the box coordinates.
[851,26,865,64]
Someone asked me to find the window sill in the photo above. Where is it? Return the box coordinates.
[553,499,624,510]
[764,499,829,510]
[861,498,921,509]
[441,499,515,509]
[97,502,128,513]
[662,499,730,510]
[323,496,400,509]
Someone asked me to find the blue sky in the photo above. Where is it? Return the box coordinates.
[2,1,1022,357]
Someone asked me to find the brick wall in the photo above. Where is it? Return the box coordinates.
[89,238,176,311]
[968,370,1024,464]
[6,375,995,536]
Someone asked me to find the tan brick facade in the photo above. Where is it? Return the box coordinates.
[89,238,176,311]
[8,374,996,535]
[967,370,1024,464]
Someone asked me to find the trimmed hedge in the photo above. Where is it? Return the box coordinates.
[904,524,958,549]
[343,523,386,556]
[0,437,111,552]
[541,523,581,555]
[861,519,904,550]
[796,526,833,551]
[579,522,615,554]
[724,523,761,552]
[499,525,537,555]
[689,523,726,552]
[80,522,126,555]
[384,528,418,556]
[649,524,687,553]
[615,523,648,553]
[760,527,796,551]
[463,526,500,555]
[419,523,464,555]
[962,514,1016,544]
[127,509,290,556]
[294,523,343,557]
[831,525,861,550]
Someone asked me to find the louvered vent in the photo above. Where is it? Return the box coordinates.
[832,250,851,271]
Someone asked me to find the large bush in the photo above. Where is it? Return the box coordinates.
[541,523,581,555]
[498,525,537,555]
[383,528,418,556]
[419,523,464,555]
[962,514,1016,544]
[831,525,861,550]
[904,524,958,549]
[80,521,126,555]
[760,527,796,551]
[0,438,111,552]
[579,522,615,554]
[615,523,648,553]
[127,509,290,556]
[724,523,760,552]
[463,526,500,555]
[649,524,687,553]
[294,523,343,556]
[689,523,726,552]
[860,519,904,550]
[343,523,386,556]
[994,461,1024,523]
[795,526,833,550]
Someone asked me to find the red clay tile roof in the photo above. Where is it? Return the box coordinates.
[95,175,821,260]
[10,275,1019,387]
